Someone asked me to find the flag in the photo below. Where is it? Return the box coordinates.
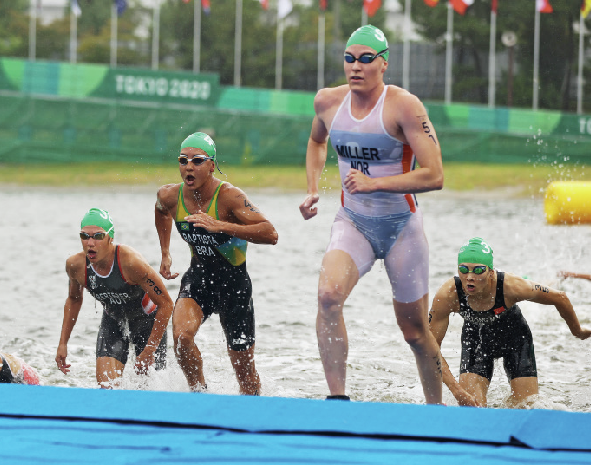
[423,0,439,6]
[319,0,328,11]
[259,0,269,10]
[450,0,474,15]
[115,0,127,16]
[71,0,81,16]
[278,0,292,18]
[491,0,497,13]
[582,0,591,18]
[363,0,381,17]
[201,0,211,14]
[536,0,552,13]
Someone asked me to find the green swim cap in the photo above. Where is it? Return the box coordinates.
[80,208,115,238]
[346,25,389,62]
[458,237,494,269]
[180,132,216,160]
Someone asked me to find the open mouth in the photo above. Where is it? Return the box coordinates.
[87,250,97,260]
[466,284,476,292]
[350,76,363,81]
[186,174,195,185]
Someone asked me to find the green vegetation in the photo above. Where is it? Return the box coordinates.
[1,162,589,197]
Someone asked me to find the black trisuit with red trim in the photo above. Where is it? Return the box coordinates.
[456,272,537,382]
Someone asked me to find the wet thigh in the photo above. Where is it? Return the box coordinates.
[384,210,429,303]
[325,209,376,279]
[459,372,490,405]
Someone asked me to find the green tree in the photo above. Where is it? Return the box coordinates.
[408,0,583,110]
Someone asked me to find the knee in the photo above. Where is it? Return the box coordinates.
[318,283,347,314]
[400,324,429,348]
[173,325,196,350]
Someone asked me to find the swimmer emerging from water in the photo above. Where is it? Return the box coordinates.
[299,24,443,403]
[56,208,174,389]
[0,351,40,385]
[429,237,591,408]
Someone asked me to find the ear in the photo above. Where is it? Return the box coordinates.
[381,60,389,75]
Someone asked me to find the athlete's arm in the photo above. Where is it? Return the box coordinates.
[505,273,591,340]
[119,246,174,374]
[343,90,443,195]
[186,185,278,245]
[429,279,482,407]
[300,90,331,220]
[155,184,180,280]
[56,255,85,375]
[559,271,591,281]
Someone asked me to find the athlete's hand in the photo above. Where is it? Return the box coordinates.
[186,211,223,233]
[574,326,591,340]
[344,168,376,194]
[454,388,482,408]
[55,345,71,374]
[299,193,320,220]
[159,253,179,280]
[135,349,155,375]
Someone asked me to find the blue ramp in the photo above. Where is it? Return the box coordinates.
[1,384,590,464]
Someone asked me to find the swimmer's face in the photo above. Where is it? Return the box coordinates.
[80,225,112,263]
[179,147,215,190]
[344,44,388,91]
[458,262,494,295]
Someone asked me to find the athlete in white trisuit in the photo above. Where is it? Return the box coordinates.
[299,25,444,403]
[0,351,40,385]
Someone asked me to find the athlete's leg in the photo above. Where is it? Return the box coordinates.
[96,357,125,389]
[394,295,443,404]
[228,344,260,395]
[507,377,538,408]
[317,249,359,396]
[173,297,206,391]
[459,373,491,406]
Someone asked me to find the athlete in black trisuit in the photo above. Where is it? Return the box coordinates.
[429,237,591,407]
[56,208,174,388]
[155,132,278,395]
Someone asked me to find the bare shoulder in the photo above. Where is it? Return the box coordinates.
[432,277,461,313]
[117,244,149,268]
[156,183,181,211]
[314,85,349,114]
[65,252,86,280]
[385,85,427,118]
[219,182,253,206]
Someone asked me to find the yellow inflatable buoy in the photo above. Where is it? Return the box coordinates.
[545,181,591,224]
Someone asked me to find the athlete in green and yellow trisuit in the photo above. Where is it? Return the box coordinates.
[155,132,278,395]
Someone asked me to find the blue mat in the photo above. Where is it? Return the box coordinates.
[1,384,590,464]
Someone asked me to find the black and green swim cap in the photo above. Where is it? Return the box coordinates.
[346,25,389,62]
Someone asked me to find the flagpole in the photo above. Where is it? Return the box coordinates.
[577,14,585,114]
[110,2,117,67]
[152,0,160,70]
[275,13,284,89]
[234,0,242,87]
[444,1,453,103]
[533,5,540,110]
[70,6,77,64]
[362,8,367,26]
[402,0,410,90]
[29,0,37,61]
[194,0,202,73]
[488,6,496,108]
[318,11,325,89]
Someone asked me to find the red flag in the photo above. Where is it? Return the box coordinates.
[259,0,268,10]
[536,0,552,13]
[201,0,210,14]
[319,0,327,11]
[363,0,381,17]
[423,0,439,6]
[491,0,497,13]
[450,0,474,15]
[182,0,190,3]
